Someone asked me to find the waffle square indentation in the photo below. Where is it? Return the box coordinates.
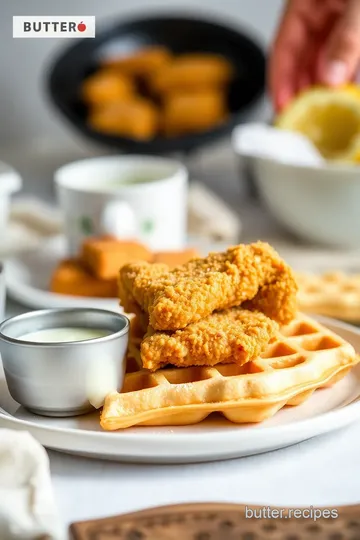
[269,355,306,370]
[301,335,340,351]
[290,322,319,336]
[122,373,159,393]
[261,342,298,359]
[163,367,213,384]
[216,363,261,377]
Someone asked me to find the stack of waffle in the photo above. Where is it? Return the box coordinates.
[101,242,359,430]
[296,271,360,322]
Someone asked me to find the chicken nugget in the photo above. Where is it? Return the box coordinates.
[88,98,159,140]
[141,308,278,371]
[81,70,134,106]
[81,238,152,280]
[102,46,172,77]
[152,249,199,269]
[50,259,117,298]
[151,53,233,95]
[162,90,227,136]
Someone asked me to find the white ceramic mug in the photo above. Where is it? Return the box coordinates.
[54,155,188,255]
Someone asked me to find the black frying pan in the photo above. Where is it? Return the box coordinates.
[47,13,266,155]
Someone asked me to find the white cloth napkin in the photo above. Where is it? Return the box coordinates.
[0,198,62,258]
[233,123,325,166]
[0,429,65,539]
[188,181,241,243]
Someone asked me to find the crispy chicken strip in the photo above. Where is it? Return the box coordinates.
[119,242,297,331]
[118,263,168,315]
[141,309,278,371]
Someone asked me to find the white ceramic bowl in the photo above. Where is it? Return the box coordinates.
[233,131,360,247]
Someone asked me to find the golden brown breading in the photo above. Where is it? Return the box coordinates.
[88,98,159,140]
[81,238,152,280]
[141,308,278,371]
[81,70,134,105]
[102,46,172,77]
[151,53,233,95]
[161,90,227,136]
[119,242,298,331]
[118,262,168,314]
[50,259,117,298]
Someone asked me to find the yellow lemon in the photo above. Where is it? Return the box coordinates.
[275,84,360,161]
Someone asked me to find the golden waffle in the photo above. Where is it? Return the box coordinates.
[101,314,358,430]
[297,271,360,322]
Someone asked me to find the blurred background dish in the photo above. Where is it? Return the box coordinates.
[47,14,265,154]
[247,156,360,247]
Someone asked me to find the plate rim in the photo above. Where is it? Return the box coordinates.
[5,250,119,310]
[1,315,360,449]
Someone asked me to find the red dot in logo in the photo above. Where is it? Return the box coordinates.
[77,21,86,32]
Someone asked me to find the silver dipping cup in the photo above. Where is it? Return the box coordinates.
[0,308,129,417]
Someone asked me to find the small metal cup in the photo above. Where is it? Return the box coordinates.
[0,308,129,417]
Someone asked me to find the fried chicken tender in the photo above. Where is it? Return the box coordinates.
[141,308,278,371]
[118,262,168,314]
[81,238,152,280]
[119,242,298,331]
[102,46,172,77]
[151,53,233,95]
[50,259,117,298]
[81,70,134,105]
[162,90,227,136]
[88,98,159,140]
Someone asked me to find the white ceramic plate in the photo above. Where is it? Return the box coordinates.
[5,236,120,311]
[1,316,360,463]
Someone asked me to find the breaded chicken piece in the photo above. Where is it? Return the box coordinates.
[102,46,172,77]
[162,90,227,136]
[119,242,298,331]
[81,70,134,105]
[118,262,168,314]
[141,308,278,371]
[81,238,152,280]
[88,98,159,140]
[151,53,233,95]
[50,259,117,298]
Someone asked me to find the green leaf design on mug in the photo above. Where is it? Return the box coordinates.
[79,216,94,235]
[141,219,155,234]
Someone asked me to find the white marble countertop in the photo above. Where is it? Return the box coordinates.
[3,137,360,535]
[45,425,360,529]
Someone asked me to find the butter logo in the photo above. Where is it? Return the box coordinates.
[13,16,95,38]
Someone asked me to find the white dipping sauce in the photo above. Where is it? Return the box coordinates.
[20,327,111,343]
